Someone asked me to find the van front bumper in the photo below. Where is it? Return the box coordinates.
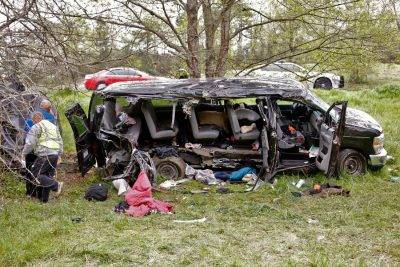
[369,148,388,166]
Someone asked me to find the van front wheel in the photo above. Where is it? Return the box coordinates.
[337,149,366,176]
[154,156,186,180]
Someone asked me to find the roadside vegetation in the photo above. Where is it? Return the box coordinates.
[0,80,399,265]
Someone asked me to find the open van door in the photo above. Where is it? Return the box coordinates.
[316,101,347,177]
[65,104,105,176]
[257,98,279,182]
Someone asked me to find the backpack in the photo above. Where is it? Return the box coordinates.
[84,183,108,201]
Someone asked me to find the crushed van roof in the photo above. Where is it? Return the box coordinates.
[98,77,307,99]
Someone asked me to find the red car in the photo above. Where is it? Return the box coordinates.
[84,67,154,90]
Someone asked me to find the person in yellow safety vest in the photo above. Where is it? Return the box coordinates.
[21,111,64,203]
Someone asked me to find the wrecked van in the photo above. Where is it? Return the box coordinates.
[66,77,387,182]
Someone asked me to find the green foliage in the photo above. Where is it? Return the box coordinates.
[229,0,400,80]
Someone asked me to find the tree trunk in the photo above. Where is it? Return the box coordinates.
[391,0,400,31]
[215,1,233,77]
[186,0,201,78]
[202,0,217,78]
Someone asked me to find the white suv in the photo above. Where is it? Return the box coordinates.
[251,61,344,89]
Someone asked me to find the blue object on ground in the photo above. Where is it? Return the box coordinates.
[229,167,256,182]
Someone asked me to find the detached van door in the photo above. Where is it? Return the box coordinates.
[316,101,347,177]
[65,104,105,176]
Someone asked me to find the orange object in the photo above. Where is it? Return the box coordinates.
[288,125,296,134]
[313,184,321,191]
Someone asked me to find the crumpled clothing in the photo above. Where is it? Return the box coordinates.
[185,164,219,185]
[124,171,173,217]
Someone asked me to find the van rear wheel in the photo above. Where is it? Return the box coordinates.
[337,149,366,176]
[154,156,186,180]
[314,77,332,89]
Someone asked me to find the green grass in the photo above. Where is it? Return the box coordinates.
[1,83,400,265]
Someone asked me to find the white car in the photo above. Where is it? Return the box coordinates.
[250,61,344,89]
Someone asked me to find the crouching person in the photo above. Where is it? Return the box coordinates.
[22,112,63,203]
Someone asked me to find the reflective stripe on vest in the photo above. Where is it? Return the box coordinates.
[37,120,60,151]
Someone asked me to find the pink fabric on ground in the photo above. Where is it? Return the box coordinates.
[124,171,173,217]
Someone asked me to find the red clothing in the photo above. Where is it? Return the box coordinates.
[124,171,173,217]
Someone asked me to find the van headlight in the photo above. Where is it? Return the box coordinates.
[373,133,384,154]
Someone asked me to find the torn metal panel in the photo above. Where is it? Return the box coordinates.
[99,77,307,100]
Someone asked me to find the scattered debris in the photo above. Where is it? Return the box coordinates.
[389,176,400,183]
[159,178,190,190]
[173,217,207,223]
[112,178,131,196]
[245,179,264,192]
[185,164,219,185]
[71,217,83,223]
[316,235,325,242]
[114,201,129,213]
[190,189,209,194]
[293,179,306,188]
[307,218,319,224]
[293,183,350,198]
[184,143,202,149]
[242,173,257,183]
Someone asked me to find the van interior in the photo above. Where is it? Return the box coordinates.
[95,95,327,177]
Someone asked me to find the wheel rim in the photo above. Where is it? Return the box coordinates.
[157,163,179,179]
[343,155,363,175]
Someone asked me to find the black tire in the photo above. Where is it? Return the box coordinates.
[337,149,366,176]
[153,156,186,180]
[314,77,332,90]
[96,82,106,90]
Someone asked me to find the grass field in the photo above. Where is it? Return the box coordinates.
[0,81,400,266]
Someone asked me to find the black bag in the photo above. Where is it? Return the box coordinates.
[84,183,108,201]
